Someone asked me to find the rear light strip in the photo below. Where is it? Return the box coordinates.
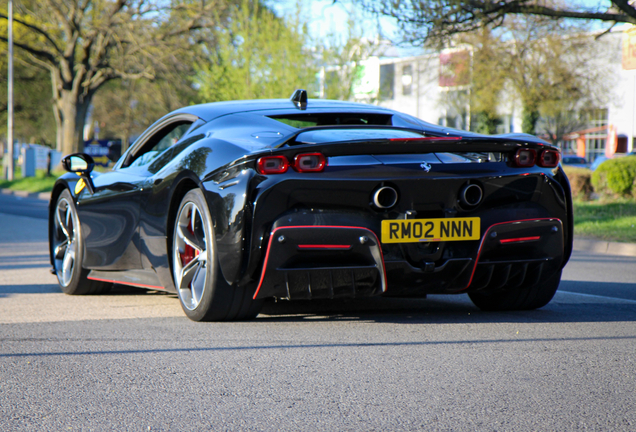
[499,236,541,244]
[388,137,462,142]
[257,153,327,174]
[513,148,560,168]
[297,244,352,250]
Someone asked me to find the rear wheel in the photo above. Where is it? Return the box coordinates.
[468,269,561,311]
[172,189,262,321]
[51,189,111,295]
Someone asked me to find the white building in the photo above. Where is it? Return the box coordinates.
[351,27,636,161]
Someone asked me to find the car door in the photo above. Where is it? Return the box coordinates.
[76,115,196,270]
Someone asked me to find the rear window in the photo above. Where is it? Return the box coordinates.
[294,128,425,144]
[269,113,392,128]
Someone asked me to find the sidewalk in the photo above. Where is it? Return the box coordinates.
[2,187,635,257]
[1,188,50,201]
[573,237,636,257]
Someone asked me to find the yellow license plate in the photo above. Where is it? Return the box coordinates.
[381,217,481,243]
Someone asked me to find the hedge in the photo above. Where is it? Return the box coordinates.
[562,166,593,200]
[591,156,636,197]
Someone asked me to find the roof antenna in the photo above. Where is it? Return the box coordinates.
[290,89,308,110]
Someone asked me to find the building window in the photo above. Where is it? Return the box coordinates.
[587,108,608,128]
[379,64,395,101]
[402,65,413,96]
[584,108,609,163]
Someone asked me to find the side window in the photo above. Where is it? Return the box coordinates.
[125,122,193,168]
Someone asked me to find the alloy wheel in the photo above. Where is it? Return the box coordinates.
[173,201,209,310]
[53,197,77,287]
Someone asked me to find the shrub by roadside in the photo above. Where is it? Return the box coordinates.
[591,156,636,198]
[563,166,593,200]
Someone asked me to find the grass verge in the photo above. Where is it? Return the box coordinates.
[573,199,636,243]
[0,168,64,193]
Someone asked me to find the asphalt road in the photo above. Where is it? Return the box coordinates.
[0,192,48,220]
[1,196,636,431]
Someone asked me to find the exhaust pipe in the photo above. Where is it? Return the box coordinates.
[459,184,483,207]
[373,186,398,209]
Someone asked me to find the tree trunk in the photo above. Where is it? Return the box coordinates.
[50,69,93,156]
[54,95,91,156]
[522,103,540,135]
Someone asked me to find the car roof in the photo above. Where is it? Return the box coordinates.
[173,98,397,122]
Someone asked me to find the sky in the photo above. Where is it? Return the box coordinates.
[266,0,419,56]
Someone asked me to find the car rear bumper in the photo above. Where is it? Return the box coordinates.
[253,210,564,300]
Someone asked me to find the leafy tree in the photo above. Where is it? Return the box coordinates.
[195,0,316,102]
[0,0,228,155]
[451,29,507,134]
[439,17,612,136]
[0,57,56,146]
[355,1,636,46]
[318,16,377,101]
[91,70,200,150]
[502,17,612,134]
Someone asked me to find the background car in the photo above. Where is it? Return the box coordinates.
[49,90,573,321]
[561,155,589,169]
[590,155,610,171]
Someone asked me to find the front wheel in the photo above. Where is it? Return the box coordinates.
[468,270,562,311]
[51,189,111,295]
[172,189,262,321]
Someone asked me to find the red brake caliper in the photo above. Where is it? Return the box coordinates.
[180,209,196,267]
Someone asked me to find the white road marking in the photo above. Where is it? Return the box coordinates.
[557,290,636,304]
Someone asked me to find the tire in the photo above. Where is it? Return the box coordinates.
[51,189,111,295]
[468,269,562,311]
[172,189,263,321]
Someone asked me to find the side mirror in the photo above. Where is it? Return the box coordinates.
[62,153,95,173]
[62,153,96,194]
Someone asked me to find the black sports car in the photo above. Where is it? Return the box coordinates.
[49,90,572,321]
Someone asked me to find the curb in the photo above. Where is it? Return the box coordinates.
[1,188,51,201]
[572,237,636,257]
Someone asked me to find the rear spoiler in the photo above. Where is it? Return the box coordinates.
[264,137,556,160]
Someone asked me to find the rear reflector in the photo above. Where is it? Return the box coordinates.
[297,244,352,250]
[499,236,541,244]
[292,153,326,172]
[514,148,537,167]
[257,155,289,174]
[538,149,560,168]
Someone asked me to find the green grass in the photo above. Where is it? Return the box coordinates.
[0,167,65,193]
[573,199,636,243]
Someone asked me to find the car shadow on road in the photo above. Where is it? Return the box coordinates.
[256,280,636,325]
[2,278,635,324]
[0,283,178,298]
[0,284,61,296]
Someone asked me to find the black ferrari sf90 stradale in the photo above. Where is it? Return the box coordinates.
[49,90,572,321]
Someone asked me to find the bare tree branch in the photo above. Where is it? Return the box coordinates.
[356,0,636,45]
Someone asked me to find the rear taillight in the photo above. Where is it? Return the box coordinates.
[256,153,327,174]
[514,148,537,167]
[257,155,289,174]
[292,153,326,172]
[538,149,560,168]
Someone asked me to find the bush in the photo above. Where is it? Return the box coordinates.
[562,166,593,200]
[591,156,636,197]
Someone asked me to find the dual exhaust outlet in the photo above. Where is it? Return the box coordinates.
[372,183,483,210]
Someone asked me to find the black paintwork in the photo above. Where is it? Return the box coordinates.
[49,97,572,299]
